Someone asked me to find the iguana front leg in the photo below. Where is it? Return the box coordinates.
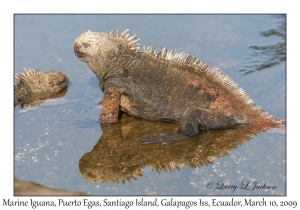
[100,87,122,126]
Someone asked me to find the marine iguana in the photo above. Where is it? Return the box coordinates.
[14,68,69,108]
[74,29,285,144]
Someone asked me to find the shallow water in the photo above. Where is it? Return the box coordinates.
[14,14,286,195]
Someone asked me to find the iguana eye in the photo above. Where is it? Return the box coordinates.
[82,42,90,48]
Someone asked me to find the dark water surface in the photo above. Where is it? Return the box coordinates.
[14,15,286,195]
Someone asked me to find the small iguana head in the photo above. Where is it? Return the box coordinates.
[44,70,69,93]
[14,68,69,107]
[15,68,69,93]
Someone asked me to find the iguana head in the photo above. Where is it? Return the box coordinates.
[14,68,69,107]
[44,70,69,93]
[15,68,69,95]
[74,29,140,63]
[74,30,105,63]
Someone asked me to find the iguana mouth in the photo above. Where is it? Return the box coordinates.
[52,80,69,93]
[74,51,82,57]
[74,45,85,58]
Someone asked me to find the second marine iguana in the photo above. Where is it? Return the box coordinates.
[74,29,285,144]
[14,68,69,108]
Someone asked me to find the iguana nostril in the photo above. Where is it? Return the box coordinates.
[74,45,81,51]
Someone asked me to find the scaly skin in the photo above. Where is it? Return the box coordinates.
[74,29,285,144]
[14,68,69,108]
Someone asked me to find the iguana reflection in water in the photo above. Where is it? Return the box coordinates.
[79,114,269,184]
